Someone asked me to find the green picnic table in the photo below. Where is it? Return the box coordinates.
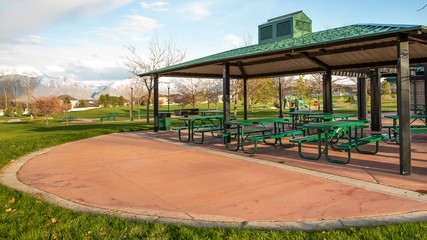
[286,111,330,130]
[199,110,223,116]
[225,118,294,153]
[290,119,385,164]
[174,115,224,143]
[384,114,427,142]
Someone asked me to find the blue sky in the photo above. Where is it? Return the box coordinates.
[0,0,426,84]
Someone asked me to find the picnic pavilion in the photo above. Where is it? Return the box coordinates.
[138,11,427,176]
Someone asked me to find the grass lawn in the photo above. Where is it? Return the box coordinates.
[1,106,425,239]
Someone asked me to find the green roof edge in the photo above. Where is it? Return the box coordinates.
[139,24,426,77]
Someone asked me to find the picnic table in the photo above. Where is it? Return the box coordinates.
[286,110,330,130]
[290,119,384,164]
[173,115,224,143]
[307,114,357,122]
[225,118,297,153]
[199,110,223,116]
[384,114,427,142]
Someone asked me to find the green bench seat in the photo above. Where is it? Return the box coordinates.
[192,126,238,144]
[242,130,304,154]
[289,134,326,143]
[172,124,217,142]
[334,134,387,164]
[172,124,216,131]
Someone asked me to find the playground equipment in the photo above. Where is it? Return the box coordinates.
[284,95,308,110]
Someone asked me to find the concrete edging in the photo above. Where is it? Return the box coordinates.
[0,132,426,231]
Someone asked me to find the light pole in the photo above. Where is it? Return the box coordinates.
[130,86,134,121]
[167,84,170,113]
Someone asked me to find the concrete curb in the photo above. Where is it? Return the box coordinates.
[0,132,426,231]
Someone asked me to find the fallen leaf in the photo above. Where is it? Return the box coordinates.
[9,198,15,203]
[5,208,12,212]
[51,218,57,223]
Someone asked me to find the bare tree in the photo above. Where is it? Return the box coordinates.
[199,79,212,110]
[60,96,72,126]
[0,75,12,110]
[231,79,242,119]
[22,73,37,110]
[123,35,186,124]
[131,77,147,121]
[10,73,21,106]
[175,78,200,108]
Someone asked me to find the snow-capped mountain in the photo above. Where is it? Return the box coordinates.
[90,79,132,99]
[35,75,96,99]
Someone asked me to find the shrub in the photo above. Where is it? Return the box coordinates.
[5,106,14,117]
[15,104,23,117]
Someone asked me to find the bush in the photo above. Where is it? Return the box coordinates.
[5,106,14,117]
[15,103,24,117]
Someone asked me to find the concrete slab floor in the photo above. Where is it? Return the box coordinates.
[5,129,425,229]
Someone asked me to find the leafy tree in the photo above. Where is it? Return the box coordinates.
[78,100,88,108]
[118,96,125,107]
[15,103,23,117]
[110,96,118,107]
[381,80,392,100]
[254,78,276,107]
[32,96,61,125]
[5,106,14,117]
[98,94,106,107]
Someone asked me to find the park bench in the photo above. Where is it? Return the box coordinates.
[336,134,387,164]
[289,134,328,160]
[243,130,304,154]
[62,116,75,121]
[100,116,115,121]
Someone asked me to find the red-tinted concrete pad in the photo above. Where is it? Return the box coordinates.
[17,133,426,223]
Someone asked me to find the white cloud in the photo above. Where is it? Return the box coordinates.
[0,0,134,36]
[182,2,211,20]
[44,65,66,74]
[0,35,46,45]
[140,1,169,11]
[224,34,243,47]
[99,15,162,42]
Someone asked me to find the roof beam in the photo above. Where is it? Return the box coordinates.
[330,57,427,71]
[237,61,248,78]
[300,52,330,70]
[248,67,325,78]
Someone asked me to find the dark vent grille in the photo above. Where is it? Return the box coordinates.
[277,21,291,37]
[260,25,273,40]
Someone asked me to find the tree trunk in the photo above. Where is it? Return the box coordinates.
[65,110,68,126]
[45,113,49,125]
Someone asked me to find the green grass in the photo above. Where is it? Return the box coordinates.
[1,106,425,239]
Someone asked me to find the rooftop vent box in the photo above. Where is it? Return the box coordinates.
[258,11,312,44]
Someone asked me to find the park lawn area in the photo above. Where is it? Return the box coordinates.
[1,107,425,239]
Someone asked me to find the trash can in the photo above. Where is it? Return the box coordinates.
[290,107,296,112]
[158,112,171,130]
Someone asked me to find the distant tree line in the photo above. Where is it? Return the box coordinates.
[98,94,125,107]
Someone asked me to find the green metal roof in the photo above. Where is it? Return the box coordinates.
[139,24,427,77]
